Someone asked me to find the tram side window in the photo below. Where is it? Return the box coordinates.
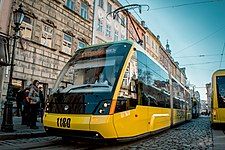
[115,52,138,113]
[216,76,225,108]
[137,51,170,108]
[173,98,181,109]
[165,93,170,108]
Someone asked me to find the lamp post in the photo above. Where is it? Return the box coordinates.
[1,4,24,132]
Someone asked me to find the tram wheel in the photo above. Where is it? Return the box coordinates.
[61,136,72,144]
[211,123,216,129]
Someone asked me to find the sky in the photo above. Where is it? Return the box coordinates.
[119,0,225,100]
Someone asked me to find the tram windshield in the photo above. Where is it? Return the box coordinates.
[53,42,132,94]
[217,76,225,108]
[47,42,132,115]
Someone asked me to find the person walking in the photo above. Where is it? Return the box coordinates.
[28,80,40,129]
[21,86,31,125]
[38,86,45,123]
[16,88,24,116]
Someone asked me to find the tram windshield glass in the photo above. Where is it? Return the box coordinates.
[54,42,132,93]
[46,42,132,115]
[217,76,225,108]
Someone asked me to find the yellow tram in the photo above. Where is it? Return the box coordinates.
[43,40,191,141]
[211,69,225,127]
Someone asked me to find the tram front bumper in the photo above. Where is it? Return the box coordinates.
[43,113,117,139]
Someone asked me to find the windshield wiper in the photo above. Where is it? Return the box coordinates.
[65,84,92,94]
[65,84,110,94]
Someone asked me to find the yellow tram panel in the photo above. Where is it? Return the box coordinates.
[148,107,171,132]
[211,69,225,125]
[113,106,148,138]
[186,112,192,121]
[173,109,186,125]
[43,113,90,131]
[89,115,117,138]
[215,109,225,123]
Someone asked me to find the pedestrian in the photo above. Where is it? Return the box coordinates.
[16,88,24,117]
[28,80,40,129]
[21,86,31,125]
[38,86,45,123]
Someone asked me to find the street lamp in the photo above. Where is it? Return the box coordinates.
[1,4,24,132]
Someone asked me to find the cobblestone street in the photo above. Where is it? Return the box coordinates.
[122,116,213,150]
[0,116,217,150]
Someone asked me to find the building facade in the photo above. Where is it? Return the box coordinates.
[1,0,94,108]
[127,13,145,48]
[206,83,211,113]
[0,0,191,115]
[92,0,126,44]
[0,0,12,109]
[145,27,160,61]
[159,41,187,87]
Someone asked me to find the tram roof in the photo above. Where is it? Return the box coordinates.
[75,40,168,75]
[133,41,169,75]
[212,69,225,77]
[76,40,134,52]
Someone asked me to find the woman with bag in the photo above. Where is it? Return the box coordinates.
[28,80,40,129]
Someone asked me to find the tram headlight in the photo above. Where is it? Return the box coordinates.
[45,102,50,113]
[95,100,111,115]
[99,109,105,114]
[103,102,109,108]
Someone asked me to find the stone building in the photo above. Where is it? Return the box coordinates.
[127,13,145,48]
[0,0,191,115]
[0,0,12,109]
[206,83,211,113]
[144,27,161,61]
[1,0,94,103]
[159,40,187,86]
[92,0,126,44]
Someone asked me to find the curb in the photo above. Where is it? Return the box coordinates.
[0,131,47,141]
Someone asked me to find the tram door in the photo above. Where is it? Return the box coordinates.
[113,52,148,137]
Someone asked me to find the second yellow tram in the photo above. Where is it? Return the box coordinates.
[43,40,191,141]
[211,69,225,127]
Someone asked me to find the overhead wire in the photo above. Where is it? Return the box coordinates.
[124,0,224,57]
[125,0,143,21]
[174,54,220,58]
[149,0,223,11]
[219,42,225,68]
[173,25,225,56]
[180,61,224,66]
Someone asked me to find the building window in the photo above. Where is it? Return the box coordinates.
[80,2,88,19]
[97,18,103,32]
[105,24,111,37]
[62,33,72,55]
[129,27,133,35]
[98,0,104,9]
[20,16,33,39]
[41,24,53,48]
[115,14,120,22]
[114,30,118,41]
[65,0,75,11]
[107,2,112,13]
[78,41,86,49]
[121,34,125,40]
[0,0,2,12]
[147,36,151,45]
[121,16,125,26]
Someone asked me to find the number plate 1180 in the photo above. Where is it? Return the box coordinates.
[57,118,71,128]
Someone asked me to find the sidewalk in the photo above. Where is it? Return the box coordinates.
[212,128,225,150]
[0,116,46,141]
